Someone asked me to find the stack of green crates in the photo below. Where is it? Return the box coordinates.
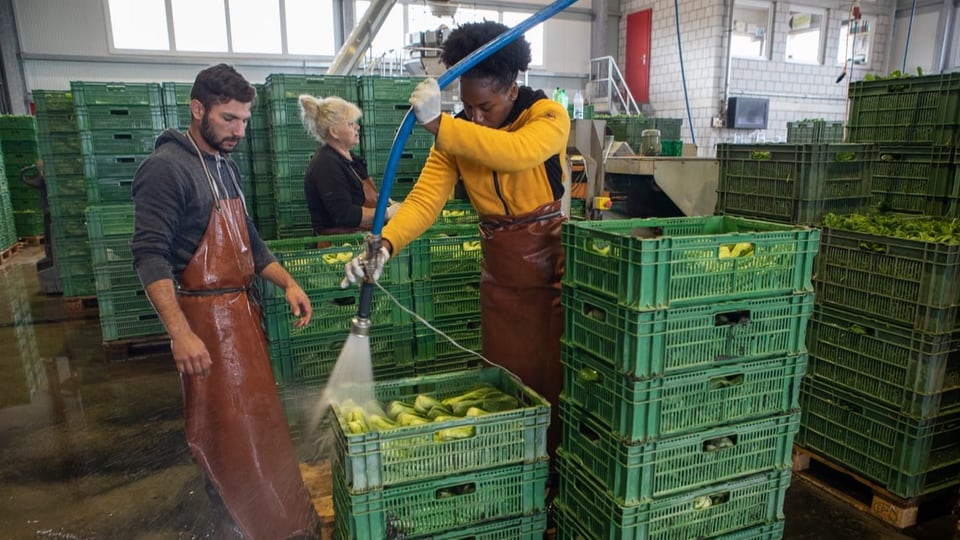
[0,269,43,405]
[34,89,94,296]
[0,115,43,237]
[716,143,874,225]
[330,366,551,538]
[258,234,414,385]
[408,219,483,374]
[801,216,960,499]
[72,81,163,206]
[0,153,17,251]
[555,216,820,539]
[249,83,276,239]
[596,115,683,153]
[845,72,960,217]
[357,76,427,200]
[265,74,358,238]
[87,204,165,341]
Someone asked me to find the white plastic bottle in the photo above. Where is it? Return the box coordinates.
[573,91,584,119]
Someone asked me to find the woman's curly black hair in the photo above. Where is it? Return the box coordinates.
[441,21,532,92]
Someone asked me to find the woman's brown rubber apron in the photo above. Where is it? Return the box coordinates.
[178,197,316,539]
[314,176,379,235]
[479,200,566,456]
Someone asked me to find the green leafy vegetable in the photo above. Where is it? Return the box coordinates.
[821,212,960,244]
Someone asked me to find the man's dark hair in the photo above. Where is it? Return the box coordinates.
[190,63,256,109]
[441,21,531,92]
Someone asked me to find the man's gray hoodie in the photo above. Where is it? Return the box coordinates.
[131,128,276,288]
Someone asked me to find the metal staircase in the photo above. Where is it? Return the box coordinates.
[587,56,641,116]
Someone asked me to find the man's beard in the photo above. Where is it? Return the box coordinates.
[200,114,241,153]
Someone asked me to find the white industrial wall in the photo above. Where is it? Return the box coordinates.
[619,0,901,156]
[12,0,595,95]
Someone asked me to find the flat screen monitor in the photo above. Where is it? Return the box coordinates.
[727,97,769,129]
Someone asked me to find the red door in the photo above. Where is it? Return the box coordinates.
[625,9,652,104]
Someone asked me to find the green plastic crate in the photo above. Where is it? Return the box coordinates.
[331,366,549,492]
[96,288,155,316]
[270,151,315,179]
[797,377,960,498]
[0,115,38,132]
[161,81,193,106]
[265,73,358,102]
[412,278,480,320]
[70,81,162,107]
[435,200,478,226]
[716,143,873,224]
[260,284,412,342]
[89,237,132,266]
[414,353,482,376]
[1,139,40,155]
[94,264,143,292]
[360,100,414,127]
[561,345,805,442]
[570,198,587,220]
[814,225,960,333]
[870,143,958,216]
[35,112,79,134]
[267,99,310,129]
[365,148,429,177]
[99,309,165,341]
[661,140,683,157]
[262,232,410,287]
[82,154,147,180]
[556,512,784,540]
[269,325,415,385]
[562,216,819,310]
[408,224,482,280]
[373,175,418,201]
[269,126,319,154]
[563,287,814,378]
[43,155,84,178]
[361,123,434,150]
[80,130,158,155]
[847,72,960,146]
[808,304,960,419]
[13,210,43,236]
[562,402,799,504]
[431,512,546,540]
[162,104,191,131]
[334,459,547,539]
[654,118,683,140]
[32,90,75,114]
[786,120,844,143]
[85,204,134,238]
[414,317,482,361]
[266,233,362,253]
[37,133,82,157]
[556,453,791,540]
[86,177,134,204]
[74,105,164,131]
[358,76,424,103]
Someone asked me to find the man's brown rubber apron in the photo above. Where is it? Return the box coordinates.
[178,197,315,539]
[479,200,565,456]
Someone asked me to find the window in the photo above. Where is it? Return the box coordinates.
[837,17,873,66]
[785,7,825,64]
[286,0,336,55]
[357,0,405,59]
[502,12,544,67]
[230,0,282,54]
[171,0,228,52]
[107,0,169,51]
[730,1,771,59]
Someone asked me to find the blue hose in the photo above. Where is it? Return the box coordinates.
[355,0,575,323]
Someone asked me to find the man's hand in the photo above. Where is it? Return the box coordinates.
[410,78,442,126]
[286,283,313,328]
[341,246,390,288]
[171,330,212,376]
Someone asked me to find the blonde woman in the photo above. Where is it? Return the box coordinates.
[299,95,400,234]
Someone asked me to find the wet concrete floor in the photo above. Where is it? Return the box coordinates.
[0,246,956,539]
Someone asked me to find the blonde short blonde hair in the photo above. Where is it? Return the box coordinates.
[298,94,362,143]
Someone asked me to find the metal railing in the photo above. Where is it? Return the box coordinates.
[587,56,641,116]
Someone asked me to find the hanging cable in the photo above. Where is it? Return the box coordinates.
[673,0,696,146]
[902,0,917,72]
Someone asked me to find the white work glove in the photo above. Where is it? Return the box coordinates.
[409,78,442,125]
[386,201,402,220]
[341,246,391,288]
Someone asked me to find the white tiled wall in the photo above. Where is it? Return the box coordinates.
[618,0,894,157]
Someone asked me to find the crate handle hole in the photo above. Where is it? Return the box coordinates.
[702,434,738,453]
[858,241,886,253]
[329,296,356,307]
[708,373,744,390]
[108,109,131,116]
[715,310,751,327]
[582,302,607,323]
[577,367,601,384]
[578,420,600,443]
[113,133,133,141]
[434,482,477,500]
[587,239,612,257]
[694,491,731,511]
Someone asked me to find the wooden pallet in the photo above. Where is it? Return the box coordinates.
[0,242,22,265]
[19,235,44,246]
[102,334,170,359]
[300,460,335,538]
[793,445,958,529]
[64,295,99,313]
